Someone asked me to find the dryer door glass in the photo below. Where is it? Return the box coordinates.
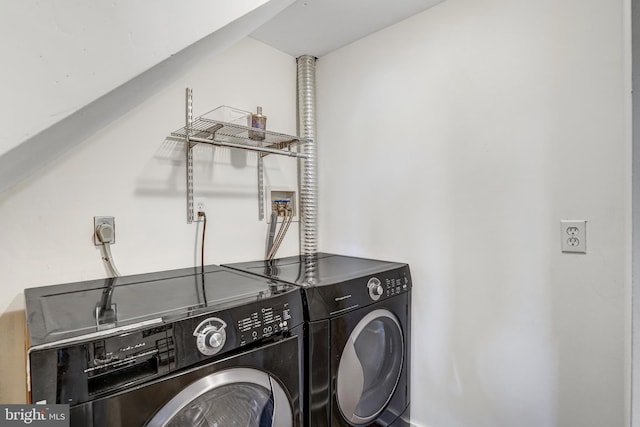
[146,368,293,427]
[336,309,404,425]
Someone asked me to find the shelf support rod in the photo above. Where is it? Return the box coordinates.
[186,88,194,224]
[188,136,309,158]
[258,154,265,221]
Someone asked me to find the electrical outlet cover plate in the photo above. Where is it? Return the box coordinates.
[561,220,586,253]
[94,216,115,246]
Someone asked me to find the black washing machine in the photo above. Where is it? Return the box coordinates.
[225,253,412,426]
[25,265,305,426]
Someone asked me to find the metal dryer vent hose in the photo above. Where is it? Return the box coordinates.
[297,55,318,284]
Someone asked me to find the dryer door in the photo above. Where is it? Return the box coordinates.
[146,367,292,427]
[336,309,404,425]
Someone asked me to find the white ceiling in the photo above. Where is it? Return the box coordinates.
[251,0,445,58]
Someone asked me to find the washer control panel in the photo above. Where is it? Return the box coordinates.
[193,317,227,356]
[235,302,292,346]
[174,289,303,370]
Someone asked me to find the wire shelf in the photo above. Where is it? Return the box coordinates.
[171,107,306,157]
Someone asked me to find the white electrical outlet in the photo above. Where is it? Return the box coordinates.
[561,220,587,253]
[194,199,206,222]
[94,216,115,245]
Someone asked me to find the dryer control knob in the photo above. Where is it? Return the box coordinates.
[367,277,383,301]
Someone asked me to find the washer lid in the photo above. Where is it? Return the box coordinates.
[25,266,299,347]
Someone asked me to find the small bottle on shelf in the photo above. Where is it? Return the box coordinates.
[249,106,267,141]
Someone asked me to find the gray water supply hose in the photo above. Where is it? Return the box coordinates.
[266,211,278,258]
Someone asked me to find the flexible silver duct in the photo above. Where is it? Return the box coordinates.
[297,55,318,285]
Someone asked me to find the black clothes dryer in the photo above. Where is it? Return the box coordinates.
[225,253,412,427]
[25,265,305,427]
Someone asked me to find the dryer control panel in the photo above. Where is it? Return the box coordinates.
[363,272,410,304]
[304,264,412,321]
[366,275,409,301]
[382,274,410,298]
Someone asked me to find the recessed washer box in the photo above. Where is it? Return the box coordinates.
[266,187,298,223]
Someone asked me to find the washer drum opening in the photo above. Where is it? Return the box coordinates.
[146,367,293,427]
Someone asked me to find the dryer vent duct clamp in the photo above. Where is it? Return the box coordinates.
[297,55,318,285]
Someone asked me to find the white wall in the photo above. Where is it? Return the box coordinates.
[0,36,300,403]
[633,0,640,422]
[317,0,631,426]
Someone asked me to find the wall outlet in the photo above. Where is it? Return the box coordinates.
[94,216,115,245]
[194,199,206,222]
[560,220,587,253]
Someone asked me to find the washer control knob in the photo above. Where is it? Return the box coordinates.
[207,331,224,348]
[367,277,383,301]
[193,317,227,356]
